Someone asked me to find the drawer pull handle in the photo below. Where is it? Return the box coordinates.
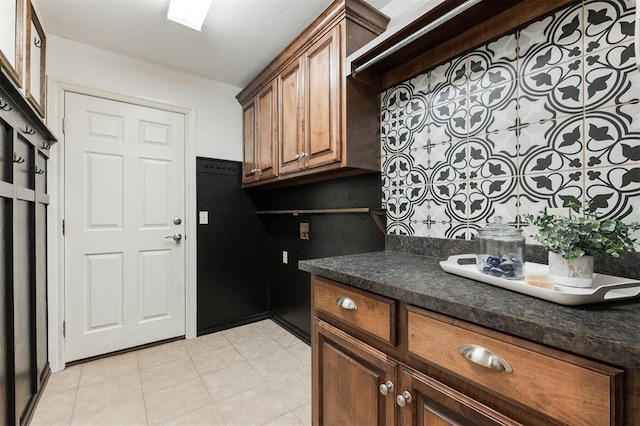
[396,391,412,407]
[379,381,394,396]
[457,344,513,373]
[336,296,357,311]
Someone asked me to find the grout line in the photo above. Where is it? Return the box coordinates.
[67,364,82,424]
[135,351,151,425]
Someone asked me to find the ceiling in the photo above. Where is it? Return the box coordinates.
[32,0,415,89]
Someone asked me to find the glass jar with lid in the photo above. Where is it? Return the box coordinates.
[475,216,525,280]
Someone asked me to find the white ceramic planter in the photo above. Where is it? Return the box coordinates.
[548,251,594,287]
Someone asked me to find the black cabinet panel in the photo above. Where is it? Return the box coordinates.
[1,69,55,425]
[13,200,34,424]
[0,198,10,426]
[196,158,269,334]
[13,137,33,190]
[1,120,10,182]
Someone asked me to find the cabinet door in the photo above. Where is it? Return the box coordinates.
[397,366,520,426]
[242,101,256,183]
[278,58,304,175]
[304,25,341,170]
[255,81,278,180]
[313,318,396,426]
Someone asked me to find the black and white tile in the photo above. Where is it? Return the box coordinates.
[381,0,640,239]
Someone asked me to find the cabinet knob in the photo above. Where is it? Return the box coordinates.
[457,344,513,373]
[336,296,357,311]
[301,152,308,158]
[379,381,394,396]
[396,391,412,407]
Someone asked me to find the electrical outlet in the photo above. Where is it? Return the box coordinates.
[199,211,209,224]
[546,207,571,218]
[282,251,288,264]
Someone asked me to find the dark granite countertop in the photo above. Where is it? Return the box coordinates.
[299,250,640,370]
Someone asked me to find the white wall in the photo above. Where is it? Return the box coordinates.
[46,35,243,161]
[380,0,433,26]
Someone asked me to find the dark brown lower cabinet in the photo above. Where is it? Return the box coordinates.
[313,319,519,426]
[397,366,519,426]
[1,70,56,425]
[312,275,625,425]
[313,319,396,426]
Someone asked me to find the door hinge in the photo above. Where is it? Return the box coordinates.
[62,219,65,236]
[62,118,66,134]
[63,321,66,338]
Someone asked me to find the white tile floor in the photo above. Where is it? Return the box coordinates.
[30,320,311,426]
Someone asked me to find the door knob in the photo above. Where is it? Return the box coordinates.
[165,233,182,242]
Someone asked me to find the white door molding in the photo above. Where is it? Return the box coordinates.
[46,77,198,372]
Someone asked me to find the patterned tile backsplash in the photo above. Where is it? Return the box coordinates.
[381,0,639,241]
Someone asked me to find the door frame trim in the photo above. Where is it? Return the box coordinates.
[46,77,197,372]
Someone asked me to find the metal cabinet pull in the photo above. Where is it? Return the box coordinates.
[336,296,357,311]
[457,344,513,373]
[396,391,412,407]
[379,381,394,396]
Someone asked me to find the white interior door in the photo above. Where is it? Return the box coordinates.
[64,92,186,362]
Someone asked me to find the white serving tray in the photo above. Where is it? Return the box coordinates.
[439,254,640,306]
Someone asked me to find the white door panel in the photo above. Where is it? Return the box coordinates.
[64,92,185,361]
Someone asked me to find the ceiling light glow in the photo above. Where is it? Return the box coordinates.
[167,0,213,31]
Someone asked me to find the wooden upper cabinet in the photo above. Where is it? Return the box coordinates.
[304,25,341,171]
[243,81,278,184]
[237,0,389,187]
[254,81,278,182]
[242,101,256,183]
[278,58,304,176]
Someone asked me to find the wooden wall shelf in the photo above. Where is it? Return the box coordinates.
[256,208,386,234]
[347,0,580,89]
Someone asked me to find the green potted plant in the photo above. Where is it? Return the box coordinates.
[523,203,640,287]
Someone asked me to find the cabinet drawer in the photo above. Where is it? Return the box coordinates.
[312,276,395,345]
[407,307,622,425]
